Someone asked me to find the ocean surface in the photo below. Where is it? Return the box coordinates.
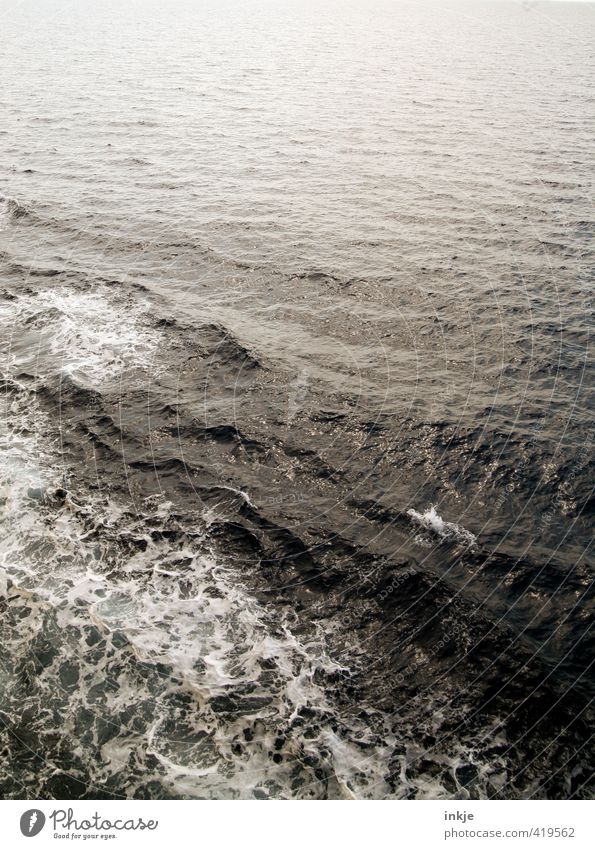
[0,0,593,799]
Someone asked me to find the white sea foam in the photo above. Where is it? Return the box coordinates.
[406,505,477,547]
[2,287,161,386]
[0,389,395,799]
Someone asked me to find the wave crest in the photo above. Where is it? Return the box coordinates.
[406,505,477,547]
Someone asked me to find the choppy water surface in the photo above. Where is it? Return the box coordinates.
[0,0,593,799]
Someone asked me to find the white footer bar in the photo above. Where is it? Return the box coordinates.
[1,799,592,848]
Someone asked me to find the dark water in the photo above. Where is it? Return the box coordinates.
[0,0,593,799]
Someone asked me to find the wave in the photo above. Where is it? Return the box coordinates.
[0,196,31,229]
[1,286,162,385]
[0,380,394,799]
[406,505,477,547]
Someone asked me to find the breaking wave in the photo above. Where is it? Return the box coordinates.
[406,506,477,548]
